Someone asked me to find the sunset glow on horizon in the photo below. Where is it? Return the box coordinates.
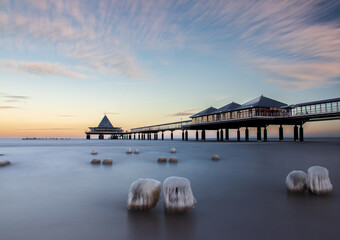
[1,0,340,138]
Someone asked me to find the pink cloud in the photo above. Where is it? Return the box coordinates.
[0,59,89,79]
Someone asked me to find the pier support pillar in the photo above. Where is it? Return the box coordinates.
[86,134,90,140]
[237,128,240,141]
[138,134,140,140]
[185,130,188,141]
[134,134,136,140]
[225,128,229,141]
[220,129,224,141]
[257,127,261,141]
[264,127,267,142]
[245,127,249,141]
[217,130,220,141]
[99,134,104,140]
[294,125,298,141]
[182,131,185,141]
[196,130,199,141]
[202,130,206,141]
[162,131,164,140]
[299,125,304,142]
[279,125,284,141]
[129,135,131,140]
[171,131,174,140]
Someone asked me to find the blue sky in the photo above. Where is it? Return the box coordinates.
[0,0,339,137]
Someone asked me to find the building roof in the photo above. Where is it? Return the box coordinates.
[98,115,114,128]
[292,97,340,107]
[190,107,217,118]
[211,102,241,114]
[236,95,287,110]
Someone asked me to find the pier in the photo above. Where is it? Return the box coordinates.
[86,96,340,141]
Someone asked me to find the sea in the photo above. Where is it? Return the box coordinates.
[1,138,340,240]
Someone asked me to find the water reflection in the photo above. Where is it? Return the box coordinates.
[127,210,162,240]
[127,209,197,240]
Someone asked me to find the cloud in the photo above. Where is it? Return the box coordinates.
[16,128,77,131]
[57,115,75,118]
[167,108,201,117]
[3,95,30,100]
[252,57,340,89]
[0,59,89,78]
[1,0,340,88]
[0,106,16,109]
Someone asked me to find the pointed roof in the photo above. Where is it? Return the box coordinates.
[190,107,217,118]
[211,102,241,114]
[236,95,287,110]
[98,115,114,128]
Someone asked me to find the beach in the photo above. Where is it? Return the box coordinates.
[1,138,340,240]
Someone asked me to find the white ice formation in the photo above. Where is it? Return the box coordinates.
[134,149,140,154]
[0,160,11,167]
[91,159,100,164]
[102,159,113,165]
[286,170,307,192]
[211,155,219,160]
[157,157,167,163]
[126,148,132,154]
[170,148,176,153]
[163,176,196,212]
[169,157,178,163]
[307,166,333,195]
[127,178,161,210]
[91,149,98,155]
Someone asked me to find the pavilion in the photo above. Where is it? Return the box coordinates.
[85,115,123,139]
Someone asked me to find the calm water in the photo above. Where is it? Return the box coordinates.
[1,138,340,240]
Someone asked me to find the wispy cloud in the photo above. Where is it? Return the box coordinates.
[3,95,30,99]
[167,108,201,117]
[252,57,340,89]
[57,115,75,118]
[16,128,77,131]
[0,106,17,109]
[1,0,340,88]
[0,59,89,79]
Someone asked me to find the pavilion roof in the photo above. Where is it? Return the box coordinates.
[190,107,217,118]
[211,102,241,114]
[98,115,114,128]
[236,95,287,110]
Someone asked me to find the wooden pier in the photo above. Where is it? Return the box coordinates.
[86,96,340,141]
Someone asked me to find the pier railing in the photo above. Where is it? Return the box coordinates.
[131,120,191,132]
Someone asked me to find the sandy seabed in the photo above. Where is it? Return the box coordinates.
[1,138,340,240]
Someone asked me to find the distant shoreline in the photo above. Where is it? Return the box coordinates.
[22,137,71,140]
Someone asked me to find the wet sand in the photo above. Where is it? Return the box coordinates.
[0,138,340,240]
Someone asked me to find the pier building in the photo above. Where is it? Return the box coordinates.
[85,115,123,139]
[86,96,340,141]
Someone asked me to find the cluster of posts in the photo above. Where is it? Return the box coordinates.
[122,124,304,142]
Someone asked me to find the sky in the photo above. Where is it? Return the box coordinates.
[0,0,340,138]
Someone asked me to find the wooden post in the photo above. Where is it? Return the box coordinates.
[279,125,283,141]
[257,127,261,141]
[294,125,298,141]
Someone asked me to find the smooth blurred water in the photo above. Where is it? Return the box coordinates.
[1,138,340,240]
